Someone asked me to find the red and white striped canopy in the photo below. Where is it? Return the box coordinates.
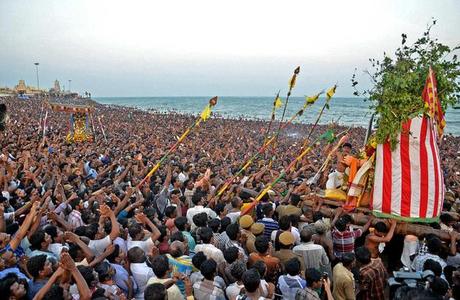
[372,116,444,222]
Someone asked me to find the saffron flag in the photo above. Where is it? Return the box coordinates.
[422,67,445,137]
[372,116,444,222]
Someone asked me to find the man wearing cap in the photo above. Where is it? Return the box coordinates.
[239,215,256,253]
[273,231,304,272]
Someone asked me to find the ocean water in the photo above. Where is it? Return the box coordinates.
[94,96,460,136]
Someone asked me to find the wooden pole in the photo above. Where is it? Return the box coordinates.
[300,197,456,242]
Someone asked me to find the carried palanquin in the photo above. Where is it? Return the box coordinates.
[48,102,95,143]
[324,67,446,223]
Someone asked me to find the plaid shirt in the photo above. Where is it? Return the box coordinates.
[332,227,362,258]
[358,258,387,300]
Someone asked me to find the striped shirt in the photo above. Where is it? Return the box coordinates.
[332,228,362,259]
[259,217,279,239]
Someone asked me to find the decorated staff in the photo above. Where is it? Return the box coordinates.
[137,97,218,188]
[213,95,318,200]
[307,132,350,186]
[263,91,282,142]
[305,84,337,142]
[241,132,335,216]
[269,67,300,160]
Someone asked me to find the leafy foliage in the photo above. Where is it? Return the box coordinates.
[352,20,460,149]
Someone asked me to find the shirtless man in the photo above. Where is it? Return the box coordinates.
[364,219,397,259]
[325,142,352,190]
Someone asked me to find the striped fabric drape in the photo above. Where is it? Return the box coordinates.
[372,116,445,222]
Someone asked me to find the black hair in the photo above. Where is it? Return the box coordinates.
[219,217,231,233]
[242,269,261,293]
[199,227,213,244]
[230,261,247,281]
[427,237,443,255]
[174,216,188,231]
[423,259,443,277]
[262,203,273,216]
[77,265,95,287]
[29,230,46,251]
[127,247,146,263]
[192,212,208,228]
[44,285,65,300]
[44,225,58,240]
[208,218,221,233]
[374,222,388,234]
[305,268,322,285]
[285,258,301,276]
[300,228,313,243]
[440,213,454,224]
[164,206,177,218]
[278,215,291,231]
[144,283,167,300]
[226,223,240,240]
[200,259,217,280]
[214,203,226,216]
[254,235,270,254]
[335,218,347,232]
[191,193,203,206]
[192,251,207,269]
[341,253,355,268]
[430,277,449,297]
[106,244,120,263]
[128,222,144,240]
[95,262,112,282]
[151,255,169,278]
[27,254,47,278]
[252,260,267,278]
[170,231,185,243]
[0,273,24,299]
[223,247,239,264]
[290,194,301,206]
[355,246,371,265]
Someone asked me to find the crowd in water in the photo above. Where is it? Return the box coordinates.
[2,95,460,300]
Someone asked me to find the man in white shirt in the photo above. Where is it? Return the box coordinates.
[194,227,225,265]
[293,228,331,277]
[128,246,156,300]
[186,193,217,230]
[127,212,161,254]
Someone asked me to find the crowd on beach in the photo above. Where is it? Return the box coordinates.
[2,95,460,300]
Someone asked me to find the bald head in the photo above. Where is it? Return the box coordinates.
[170,240,185,258]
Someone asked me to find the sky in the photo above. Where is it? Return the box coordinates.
[0,0,459,97]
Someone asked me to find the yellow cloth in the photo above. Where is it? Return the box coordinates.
[324,189,347,201]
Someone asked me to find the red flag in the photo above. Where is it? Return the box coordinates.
[422,67,445,137]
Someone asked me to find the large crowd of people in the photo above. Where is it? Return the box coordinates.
[1,95,460,300]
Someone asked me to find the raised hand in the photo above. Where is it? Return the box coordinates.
[60,252,77,271]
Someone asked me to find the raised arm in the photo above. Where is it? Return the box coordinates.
[100,203,120,241]
[368,219,397,243]
[135,212,161,242]
[60,252,92,300]
[9,201,40,251]
[64,231,95,263]
[32,267,66,300]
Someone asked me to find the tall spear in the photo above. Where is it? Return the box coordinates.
[263,91,281,143]
[137,97,218,188]
[240,133,336,216]
[270,67,300,157]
